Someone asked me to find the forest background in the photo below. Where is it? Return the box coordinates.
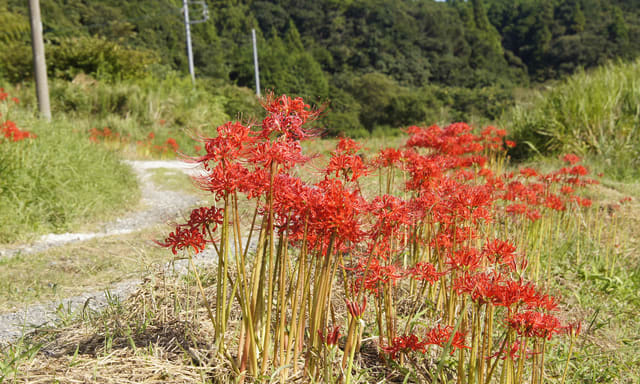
[1,0,637,141]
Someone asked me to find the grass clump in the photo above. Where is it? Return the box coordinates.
[505,59,640,179]
[0,91,138,243]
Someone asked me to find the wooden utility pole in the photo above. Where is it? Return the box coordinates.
[28,0,51,120]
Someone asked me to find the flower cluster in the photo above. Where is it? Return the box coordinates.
[157,96,589,382]
[0,90,36,142]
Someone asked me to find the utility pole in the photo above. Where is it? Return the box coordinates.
[182,0,195,85]
[28,0,51,120]
[252,29,261,97]
[181,1,208,86]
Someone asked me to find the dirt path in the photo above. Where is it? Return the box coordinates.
[0,160,214,344]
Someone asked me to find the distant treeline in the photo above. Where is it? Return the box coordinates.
[1,0,638,135]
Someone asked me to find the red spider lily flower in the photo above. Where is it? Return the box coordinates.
[570,196,592,207]
[563,321,582,337]
[562,153,582,165]
[0,88,7,101]
[569,165,589,176]
[345,297,367,318]
[1,120,37,142]
[157,225,207,255]
[520,168,539,178]
[186,206,224,233]
[478,168,494,178]
[425,324,470,355]
[505,140,516,148]
[324,152,370,182]
[483,239,518,265]
[381,334,428,360]
[348,256,403,296]
[194,121,254,167]
[507,311,563,340]
[560,185,574,195]
[195,162,250,200]
[491,278,553,311]
[446,247,482,272]
[544,194,566,211]
[368,195,412,240]
[524,291,559,312]
[374,147,403,168]
[166,137,179,152]
[260,93,322,140]
[453,272,502,304]
[248,139,310,170]
[620,197,633,204]
[526,209,541,222]
[319,325,341,346]
[310,178,366,245]
[408,262,443,284]
[148,132,155,140]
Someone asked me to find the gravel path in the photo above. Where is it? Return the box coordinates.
[0,160,214,344]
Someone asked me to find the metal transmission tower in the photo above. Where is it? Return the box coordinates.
[181,0,209,85]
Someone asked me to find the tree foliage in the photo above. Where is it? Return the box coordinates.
[2,0,640,135]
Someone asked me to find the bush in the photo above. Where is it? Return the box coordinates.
[504,59,640,178]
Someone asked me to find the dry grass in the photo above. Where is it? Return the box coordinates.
[0,227,173,313]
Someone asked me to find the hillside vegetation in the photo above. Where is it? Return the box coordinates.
[506,59,640,179]
[2,0,640,136]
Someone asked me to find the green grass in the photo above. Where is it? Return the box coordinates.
[0,226,174,313]
[504,59,640,180]
[0,108,139,243]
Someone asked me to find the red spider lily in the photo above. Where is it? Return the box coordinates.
[157,225,207,255]
[195,162,250,200]
[381,334,428,359]
[345,297,367,318]
[544,194,566,211]
[166,137,179,152]
[374,147,403,168]
[520,168,539,178]
[0,88,7,101]
[570,196,592,207]
[563,321,582,337]
[446,247,483,272]
[569,165,589,176]
[491,278,553,311]
[453,272,502,305]
[483,239,518,265]
[323,138,369,182]
[319,325,341,346]
[406,123,484,156]
[186,206,224,233]
[1,120,37,142]
[562,153,582,165]
[348,256,403,296]
[310,178,366,245]
[505,140,516,148]
[194,121,254,167]
[507,311,563,340]
[248,139,310,170]
[368,195,412,240]
[560,185,574,195]
[408,262,444,284]
[425,324,470,355]
[260,93,321,140]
